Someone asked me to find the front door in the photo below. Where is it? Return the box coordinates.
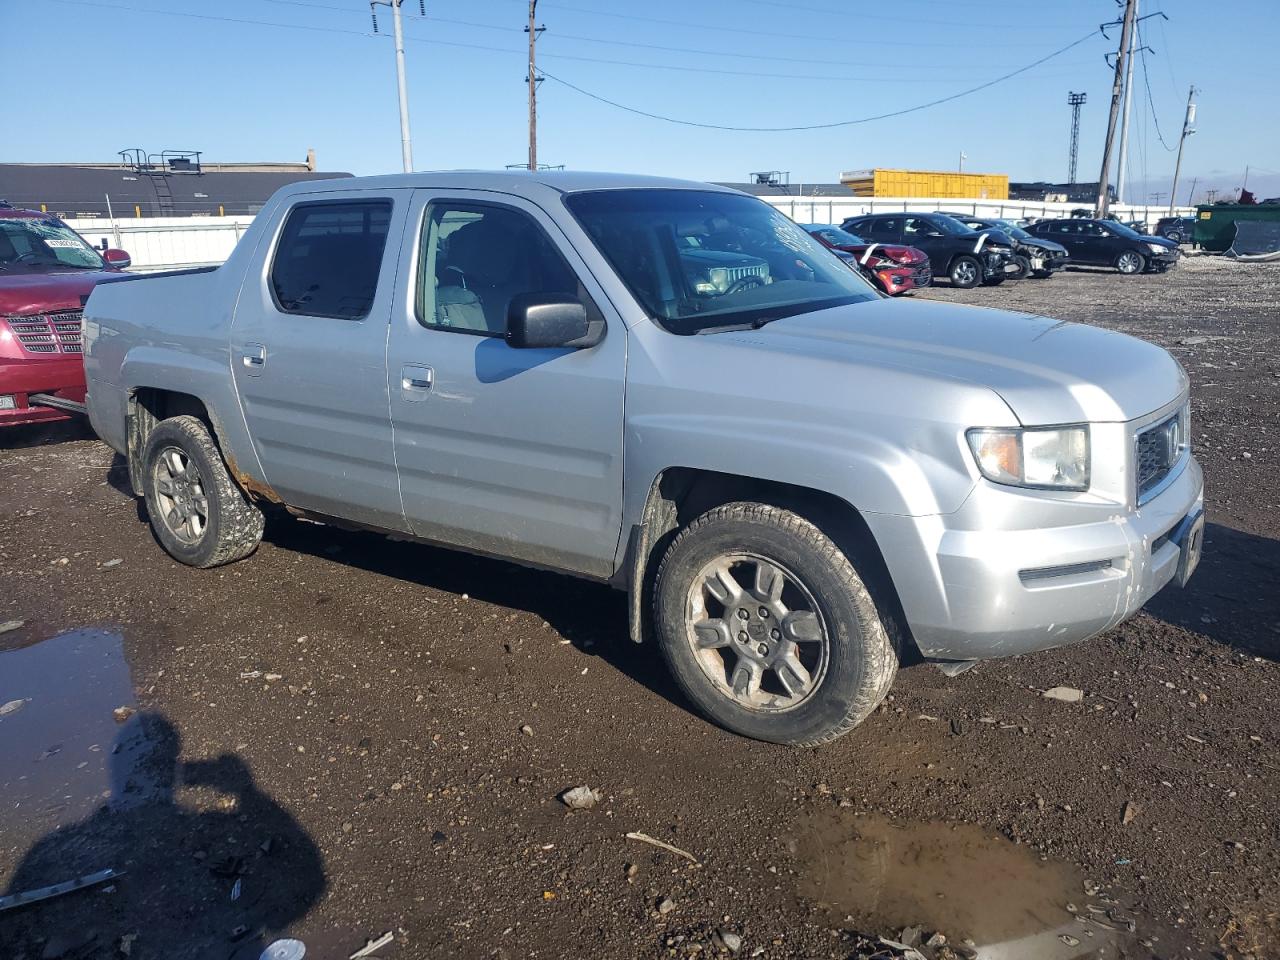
[385,190,626,578]
[229,190,411,532]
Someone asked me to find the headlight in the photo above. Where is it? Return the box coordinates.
[1147,242,1168,254]
[966,426,1090,491]
[707,267,730,293]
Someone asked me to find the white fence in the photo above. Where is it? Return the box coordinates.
[68,199,1199,272]
[763,195,1195,227]
[66,215,254,272]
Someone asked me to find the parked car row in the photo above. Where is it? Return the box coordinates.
[801,209,1182,292]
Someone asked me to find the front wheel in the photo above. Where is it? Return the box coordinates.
[653,502,897,745]
[948,255,981,289]
[1008,254,1032,280]
[141,415,265,568]
[1116,250,1146,274]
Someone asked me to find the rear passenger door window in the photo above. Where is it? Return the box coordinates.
[270,200,392,320]
[415,201,581,336]
[867,217,901,241]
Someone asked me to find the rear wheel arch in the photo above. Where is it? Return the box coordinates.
[625,467,911,658]
[126,388,224,495]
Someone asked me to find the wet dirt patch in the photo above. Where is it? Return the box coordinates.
[791,810,1146,959]
[0,627,145,858]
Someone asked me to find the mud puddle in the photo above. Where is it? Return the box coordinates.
[0,627,156,857]
[792,810,1154,959]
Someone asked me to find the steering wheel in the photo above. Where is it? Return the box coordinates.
[441,264,468,290]
[14,252,41,264]
[724,276,766,296]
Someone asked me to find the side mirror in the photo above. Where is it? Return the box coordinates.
[103,248,132,270]
[506,292,602,349]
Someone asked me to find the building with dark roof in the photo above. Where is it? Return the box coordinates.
[0,149,351,219]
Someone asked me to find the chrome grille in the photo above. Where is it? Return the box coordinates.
[724,264,769,283]
[3,310,83,355]
[1136,409,1185,502]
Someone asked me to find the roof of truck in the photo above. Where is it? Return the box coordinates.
[276,170,737,198]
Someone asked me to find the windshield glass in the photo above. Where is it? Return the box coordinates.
[1101,219,1144,239]
[808,225,866,245]
[928,215,973,235]
[0,217,104,270]
[564,190,878,334]
[990,219,1033,240]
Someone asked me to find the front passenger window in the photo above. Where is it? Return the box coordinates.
[416,202,580,336]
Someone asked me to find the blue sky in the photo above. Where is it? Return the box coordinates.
[5,0,1279,202]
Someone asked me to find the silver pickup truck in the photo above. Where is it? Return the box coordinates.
[83,172,1204,745]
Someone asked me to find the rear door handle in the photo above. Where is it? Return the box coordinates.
[242,342,266,376]
[400,363,434,401]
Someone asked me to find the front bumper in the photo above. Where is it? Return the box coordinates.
[878,261,932,294]
[866,444,1204,662]
[0,357,86,428]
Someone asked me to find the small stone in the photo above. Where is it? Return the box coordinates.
[101,558,123,568]
[657,896,676,915]
[519,724,533,736]
[898,926,922,947]
[925,932,947,948]
[1242,451,1252,459]
[0,619,25,634]
[714,929,742,954]
[625,863,639,880]
[431,830,447,847]
[1122,801,1142,825]
[0,699,27,717]
[559,785,603,810]
[1043,686,1084,703]
[112,706,136,723]
[341,821,353,833]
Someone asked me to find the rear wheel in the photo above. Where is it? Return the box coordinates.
[141,416,264,568]
[653,502,897,745]
[948,255,981,289]
[1116,250,1146,274]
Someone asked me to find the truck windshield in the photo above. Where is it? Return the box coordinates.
[0,217,105,270]
[564,189,878,334]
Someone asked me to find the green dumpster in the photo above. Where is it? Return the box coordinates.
[1194,204,1280,252]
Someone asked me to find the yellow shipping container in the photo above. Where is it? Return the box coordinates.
[839,168,1009,200]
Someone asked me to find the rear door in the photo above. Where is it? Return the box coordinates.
[229,190,411,532]
[384,189,626,578]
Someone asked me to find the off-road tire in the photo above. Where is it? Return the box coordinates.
[653,502,897,746]
[141,415,264,568]
[948,255,981,289]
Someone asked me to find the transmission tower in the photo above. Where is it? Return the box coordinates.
[1067,92,1087,186]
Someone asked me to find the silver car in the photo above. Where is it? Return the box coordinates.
[83,172,1204,745]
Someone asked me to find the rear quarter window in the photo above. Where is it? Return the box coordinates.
[270,200,392,320]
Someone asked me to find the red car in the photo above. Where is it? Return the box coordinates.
[0,203,131,427]
[806,224,931,295]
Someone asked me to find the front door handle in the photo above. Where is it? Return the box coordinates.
[400,363,434,401]
[242,342,266,376]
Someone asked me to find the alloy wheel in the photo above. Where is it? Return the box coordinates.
[152,446,209,544]
[685,553,830,712]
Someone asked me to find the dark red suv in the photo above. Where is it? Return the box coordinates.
[0,204,131,427]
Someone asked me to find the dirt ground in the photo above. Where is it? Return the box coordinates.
[1,257,1277,960]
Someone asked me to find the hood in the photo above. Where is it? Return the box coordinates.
[0,269,121,315]
[723,297,1186,424]
[1019,236,1068,255]
[1142,235,1178,250]
[679,249,768,268]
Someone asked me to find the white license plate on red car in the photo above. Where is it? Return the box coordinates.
[0,395,15,410]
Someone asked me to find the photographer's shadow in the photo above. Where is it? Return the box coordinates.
[3,713,325,959]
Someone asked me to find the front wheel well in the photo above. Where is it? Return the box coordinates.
[626,467,913,659]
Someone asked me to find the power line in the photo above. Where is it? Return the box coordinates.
[47,0,374,38]
[539,30,1099,133]
[1137,35,1177,151]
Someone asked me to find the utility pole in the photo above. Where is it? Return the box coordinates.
[526,0,544,171]
[958,151,966,173]
[1096,0,1138,218]
[1168,85,1198,216]
[1186,176,1197,205]
[370,0,421,173]
[1115,0,1139,204]
[1067,92,1087,185]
